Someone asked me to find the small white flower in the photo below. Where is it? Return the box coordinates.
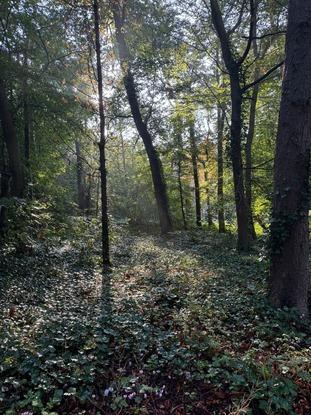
[104,386,113,396]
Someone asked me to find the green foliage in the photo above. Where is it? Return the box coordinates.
[1,229,309,414]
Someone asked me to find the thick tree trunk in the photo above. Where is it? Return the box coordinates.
[217,106,226,233]
[0,78,24,197]
[75,140,87,211]
[93,0,110,267]
[231,77,251,251]
[189,123,202,227]
[245,77,259,241]
[112,3,172,234]
[269,0,311,316]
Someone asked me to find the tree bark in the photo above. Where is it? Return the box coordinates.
[204,146,213,228]
[217,106,226,233]
[23,91,30,163]
[93,0,110,267]
[189,122,202,227]
[269,0,311,316]
[177,158,187,230]
[210,0,252,250]
[0,78,24,197]
[245,75,259,241]
[230,76,251,250]
[22,54,31,165]
[112,2,172,234]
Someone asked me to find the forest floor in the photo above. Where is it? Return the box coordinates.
[1,224,311,415]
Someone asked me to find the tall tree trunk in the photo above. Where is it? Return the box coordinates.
[231,77,250,250]
[217,106,226,233]
[23,91,30,163]
[189,122,202,227]
[175,133,187,229]
[204,147,213,228]
[75,140,87,211]
[177,158,187,230]
[22,54,31,165]
[245,76,259,241]
[0,141,9,235]
[93,0,110,267]
[112,2,172,234]
[0,78,24,197]
[245,33,260,242]
[269,0,311,316]
[210,0,258,251]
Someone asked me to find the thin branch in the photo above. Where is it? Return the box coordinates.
[243,30,286,40]
[238,0,257,66]
[242,60,284,92]
[227,0,246,35]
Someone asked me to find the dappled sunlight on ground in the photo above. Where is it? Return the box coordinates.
[0,230,311,414]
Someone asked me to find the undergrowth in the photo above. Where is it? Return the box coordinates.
[0,224,310,414]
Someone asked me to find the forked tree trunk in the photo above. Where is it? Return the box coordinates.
[0,78,24,197]
[269,0,311,316]
[217,106,226,233]
[210,0,251,250]
[93,0,110,267]
[189,122,202,227]
[112,2,172,233]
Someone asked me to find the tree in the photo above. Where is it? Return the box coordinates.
[0,77,25,197]
[111,0,172,234]
[93,0,110,267]
[216,105,225,233]
[189,121,202,227]
[269,0,311,316]
[209,0,284,250]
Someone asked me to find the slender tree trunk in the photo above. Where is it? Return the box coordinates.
[245,34,260,241]
[231,77,250,250]
[245,77,259,241]
[93,0,110,267]
[23,91,30,163]
[269,0,311,316]
[204,147,213,228]
[0,78,24,197]
[189,122,202,227]
[112,2,172,234]
[217,106,225,232]
[95,175,100,217]
[85,174,92,215]
[177,158,187,229]
[0,141,9,235]
[75,140,87,211]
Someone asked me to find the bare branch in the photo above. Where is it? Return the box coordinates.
[238,0,257,66]
[242,60,284,92]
